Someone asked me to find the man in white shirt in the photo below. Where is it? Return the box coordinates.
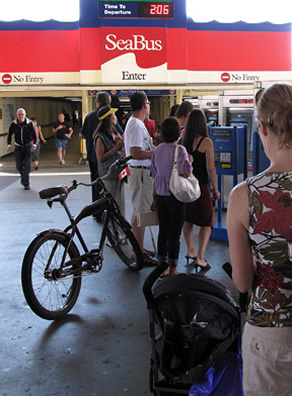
[124,91,156,266]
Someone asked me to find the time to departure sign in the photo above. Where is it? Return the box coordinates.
[99,0,174,19]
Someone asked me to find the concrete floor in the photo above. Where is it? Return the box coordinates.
[0,133,235,396]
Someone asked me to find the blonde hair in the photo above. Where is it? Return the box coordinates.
[257,83,292,149]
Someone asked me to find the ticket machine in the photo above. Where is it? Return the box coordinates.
[219,90,254,147]
[199,96,219,125]
[209,125,248,240]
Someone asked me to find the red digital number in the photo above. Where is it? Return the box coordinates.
[150,5,156,14]
[163,5,169,15]
[150,4,170,15]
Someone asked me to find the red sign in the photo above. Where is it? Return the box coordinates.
[2,74,12,84]
[101,28,167,69]
[221,73,230,82]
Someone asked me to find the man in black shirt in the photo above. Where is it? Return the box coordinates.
[52,112,73,165]
[7,108,38,190]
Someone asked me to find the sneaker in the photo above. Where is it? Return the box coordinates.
[62,160,65,165]
[59,161,63,165]
[24,185,30,190]
[34,166,39,171]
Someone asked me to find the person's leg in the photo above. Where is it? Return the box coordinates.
[33,144,40,169]
[89,161,99,202]
[128,168,152,253]
[156,195,168,263]
[22,145,32,188]
[167,197,185,270]
[194,226,211,266]
[14,147,24,184]
[183,221,197,259]
[57,147,62,162]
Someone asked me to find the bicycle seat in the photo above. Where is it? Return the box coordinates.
[39,186,69,199]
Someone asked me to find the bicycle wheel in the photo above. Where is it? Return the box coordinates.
[106,216,143,271]
[21,231,81,320]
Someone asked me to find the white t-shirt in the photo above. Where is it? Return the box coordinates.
[124,116,154,167]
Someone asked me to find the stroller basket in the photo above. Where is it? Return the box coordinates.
[143,263,241,395]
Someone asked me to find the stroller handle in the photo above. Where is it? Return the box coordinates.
[143,261,168,305]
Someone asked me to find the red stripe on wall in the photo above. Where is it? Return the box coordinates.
[0,30,80,72]
[167,28,187,70]
[79,28,101,70]
[187,30,291,71]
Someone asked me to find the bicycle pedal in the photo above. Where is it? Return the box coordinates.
[89,249,101,257]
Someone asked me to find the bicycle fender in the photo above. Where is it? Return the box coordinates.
[114,212,132,232]
[23,229,80,261]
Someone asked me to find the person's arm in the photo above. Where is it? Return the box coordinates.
[95,135,123,162]
[52,123,63,134]
[130,146,153,160]
[7,124,13,152]
[79,114,89,139]
[227,182,255,293]
[39,127,47,143]
[205,138,220,200]
[68,126,73,138]
[30,121,38,151]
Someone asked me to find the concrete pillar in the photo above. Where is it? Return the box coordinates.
[81,90,89,122]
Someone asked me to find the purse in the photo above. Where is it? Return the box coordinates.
[169,145,201,203]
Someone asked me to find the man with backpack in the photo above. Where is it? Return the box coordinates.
[7,108,38,190]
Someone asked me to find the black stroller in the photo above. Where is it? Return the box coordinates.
[143,263,243,395]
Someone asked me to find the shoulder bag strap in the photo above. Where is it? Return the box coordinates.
[174,145,179,163]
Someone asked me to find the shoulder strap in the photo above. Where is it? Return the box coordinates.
[173,145,180,163]
[195,137,205,151]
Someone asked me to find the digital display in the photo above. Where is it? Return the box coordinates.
[99,1,173,19]
[138,2,173,18]
[229,99,254,104]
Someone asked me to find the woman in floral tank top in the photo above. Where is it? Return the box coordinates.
[227,83,292,396]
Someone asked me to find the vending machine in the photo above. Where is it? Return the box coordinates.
[218,90,254,205]
[199,95,219,125]
[209,125,248,241]
[219,90,254,146]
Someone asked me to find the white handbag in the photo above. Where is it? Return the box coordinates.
[169,145,201,203]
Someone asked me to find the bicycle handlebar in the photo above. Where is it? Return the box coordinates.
[75,155,133,188]
[39,155,133,200]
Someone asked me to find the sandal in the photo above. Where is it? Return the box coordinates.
[144,248,156,257]
[185,255,197,265]
[142,252,157,267]
[194,261,211,274]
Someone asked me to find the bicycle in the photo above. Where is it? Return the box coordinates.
[21,156,143,320]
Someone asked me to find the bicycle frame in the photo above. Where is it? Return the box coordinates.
[42,185,122,277]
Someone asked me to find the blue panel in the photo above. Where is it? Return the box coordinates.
[211,223,228,241]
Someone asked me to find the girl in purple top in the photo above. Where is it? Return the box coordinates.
[150,117,192,275]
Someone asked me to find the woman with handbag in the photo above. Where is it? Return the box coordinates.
[150,117,192,275]
[94,105,125,216]
[182,109,220,272]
